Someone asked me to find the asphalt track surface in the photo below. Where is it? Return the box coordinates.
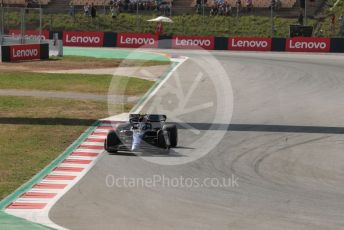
[50,51,344,230]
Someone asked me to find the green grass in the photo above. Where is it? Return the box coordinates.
[52,55,170,66]
[3,11,316,37]
[0,124,87,200]
[0,72,154,95]
[326,0,344,14]
[0,96,132,200]
[0,96,133,118]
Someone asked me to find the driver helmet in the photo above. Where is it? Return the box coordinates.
[138,113,146,122]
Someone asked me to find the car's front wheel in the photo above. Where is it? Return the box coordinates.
[105,131,120,154]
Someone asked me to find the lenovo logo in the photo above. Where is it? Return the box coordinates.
[175,38,211,47]
[286,38,330,52]
[63,32,104,47]
[9,44,41,61]
[65,35,101,44]
[13,48,39,58]
[117,33,158,48]
[289,41,326,49]
[120,36,155,45]
[228,38,272,51]
[172,36,214,49]
[10,33,47,40]
[8,30,49,41]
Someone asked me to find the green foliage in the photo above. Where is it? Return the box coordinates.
[318,0,344,37]
[3,11,317,37]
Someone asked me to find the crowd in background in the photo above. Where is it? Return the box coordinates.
[24,0,41,8]
[209,1,232,16]
[69,0,172,19]
[112,0,172,15]
[81,2,97,17]
[196,0,253,16]
[196,0,282,16]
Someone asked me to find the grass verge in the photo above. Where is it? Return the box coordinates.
[0,96,132,200]
[0,72,154,95]
[51,55,171,67]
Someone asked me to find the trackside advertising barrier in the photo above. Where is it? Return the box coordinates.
[62,31,104,47]
[1,43,49,62]
[286,37,331,52]
[8,29,50,41]
[116,32,158,48]
[10,44,40,61]
[172,36,215,50]
[228,37,272,51]
[5,29,344,53]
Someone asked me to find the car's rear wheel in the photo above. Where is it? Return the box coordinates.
[157,130,168,148]
[163,124,178,147]
[104,139,108,151]
[157,130,170,154]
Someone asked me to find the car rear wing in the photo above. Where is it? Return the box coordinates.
[129,114,167,123]
[129,114,140,123]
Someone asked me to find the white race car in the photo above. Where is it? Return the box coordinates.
[104,114,178,153]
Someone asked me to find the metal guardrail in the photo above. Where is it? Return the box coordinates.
[0,6,43,45]
[0,35,45,45]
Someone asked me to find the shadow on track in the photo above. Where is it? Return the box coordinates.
[106,146,193,157]
[172,123,344,134]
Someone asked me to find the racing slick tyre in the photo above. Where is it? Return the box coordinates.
[157,130,168,149]
[163,124,178,147]
[157,130,170,154]
[105,130,120,153]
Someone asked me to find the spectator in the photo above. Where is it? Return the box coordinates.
[195,0,201,14]
[155,21,163,36]
[246,0,252,13]
[91,3,97,18]
[210,5,217,16]
[330,13,336,36]
[236,0,241,12]
[208,1,232,16]
[123,0,129,11]
[110,4,115,18]
[298,10,303,25]
[277,0,281,10]
[69,0,75,17]
[339,15,344,37]
[225,2,232,15]
[269,0,275,10]
[84,3,90,16]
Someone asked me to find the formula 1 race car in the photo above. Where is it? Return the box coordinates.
[104,114,178,153]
